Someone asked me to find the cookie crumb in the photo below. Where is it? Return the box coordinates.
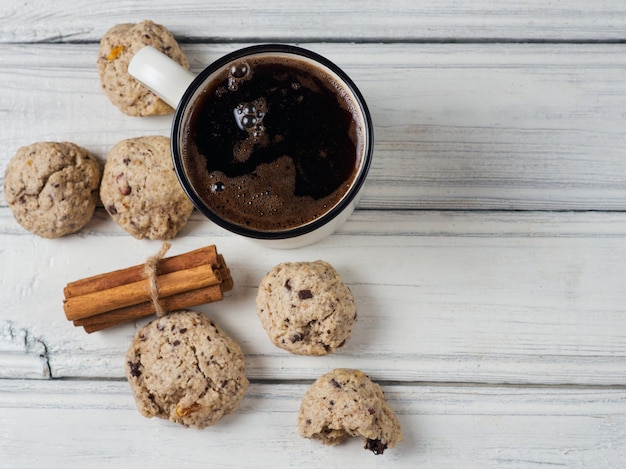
[298,368,403,454]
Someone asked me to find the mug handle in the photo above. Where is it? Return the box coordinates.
[128,46,196,108]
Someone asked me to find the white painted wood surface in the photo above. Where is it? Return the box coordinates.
[2,379,625,468]
[1,1,625,467]
[2,0,626,42]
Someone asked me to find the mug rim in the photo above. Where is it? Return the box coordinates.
[171,44,374,240]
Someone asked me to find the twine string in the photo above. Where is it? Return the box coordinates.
[144,242,171,317]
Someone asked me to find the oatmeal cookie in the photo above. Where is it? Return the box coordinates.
[125,310,249,429]
[97,20,189,116]
[298,368,403,454]
[3,141,101,238]
[100,136,193,240]
[256,260,357,355]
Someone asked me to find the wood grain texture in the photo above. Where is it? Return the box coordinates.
[2,209,625,385]
[1,379,624,468]
[2,2,625,467]
[1,43,626,210]
[1,0,626,42]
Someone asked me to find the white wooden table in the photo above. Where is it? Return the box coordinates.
[2,1,626,467]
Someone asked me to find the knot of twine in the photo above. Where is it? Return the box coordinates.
[144,242,171,317]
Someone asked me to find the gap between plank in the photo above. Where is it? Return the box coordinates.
[45,376,626,391]
[6,38,626,46]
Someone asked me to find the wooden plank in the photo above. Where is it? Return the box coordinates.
[1,43,626,210]
[1,379,624,468]
[1,0,625,43]
[1,209,625,385]
[0,321,50,379]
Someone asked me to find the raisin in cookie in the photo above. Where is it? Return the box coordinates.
[100,136,193,240]
[97,20,189,116]
[3,142,101,238]
[125,310,249,429]
[256,260,357,355]
[298,368,403,454]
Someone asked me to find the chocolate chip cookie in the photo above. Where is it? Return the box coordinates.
[97,20,189,116]
[3,141,101,238]
[100,136,193,240]
[298,368,403,454]
[125,310,249,429]
[256,260,357,355]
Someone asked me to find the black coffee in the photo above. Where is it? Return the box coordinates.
[181,53,365,232]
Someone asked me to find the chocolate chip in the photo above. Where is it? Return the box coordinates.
[368,407,376,415]
[330,378,342,389]
[115,173,131,195]
[123,158,131,165]
[298,289,313,300]
[128,361,142,378]
[284,279,292,290]
[172,340,181,346]
[290,333,304,343]
[179,328,187,334]
[364,439,387,455]
[106,204,118,215]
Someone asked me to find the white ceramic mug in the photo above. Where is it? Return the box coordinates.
[129,44,373,248]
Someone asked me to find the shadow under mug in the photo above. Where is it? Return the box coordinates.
[129,44,373,249]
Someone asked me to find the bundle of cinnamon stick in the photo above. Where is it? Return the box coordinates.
[63,245,232,333]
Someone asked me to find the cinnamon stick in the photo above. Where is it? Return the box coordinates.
[75,284,224,333]
[217,254,233,292]
[63,263,221,321]
[63,244,233,333]
[64,245,219,298]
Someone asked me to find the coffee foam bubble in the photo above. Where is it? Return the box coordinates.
[227,60,251,91]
